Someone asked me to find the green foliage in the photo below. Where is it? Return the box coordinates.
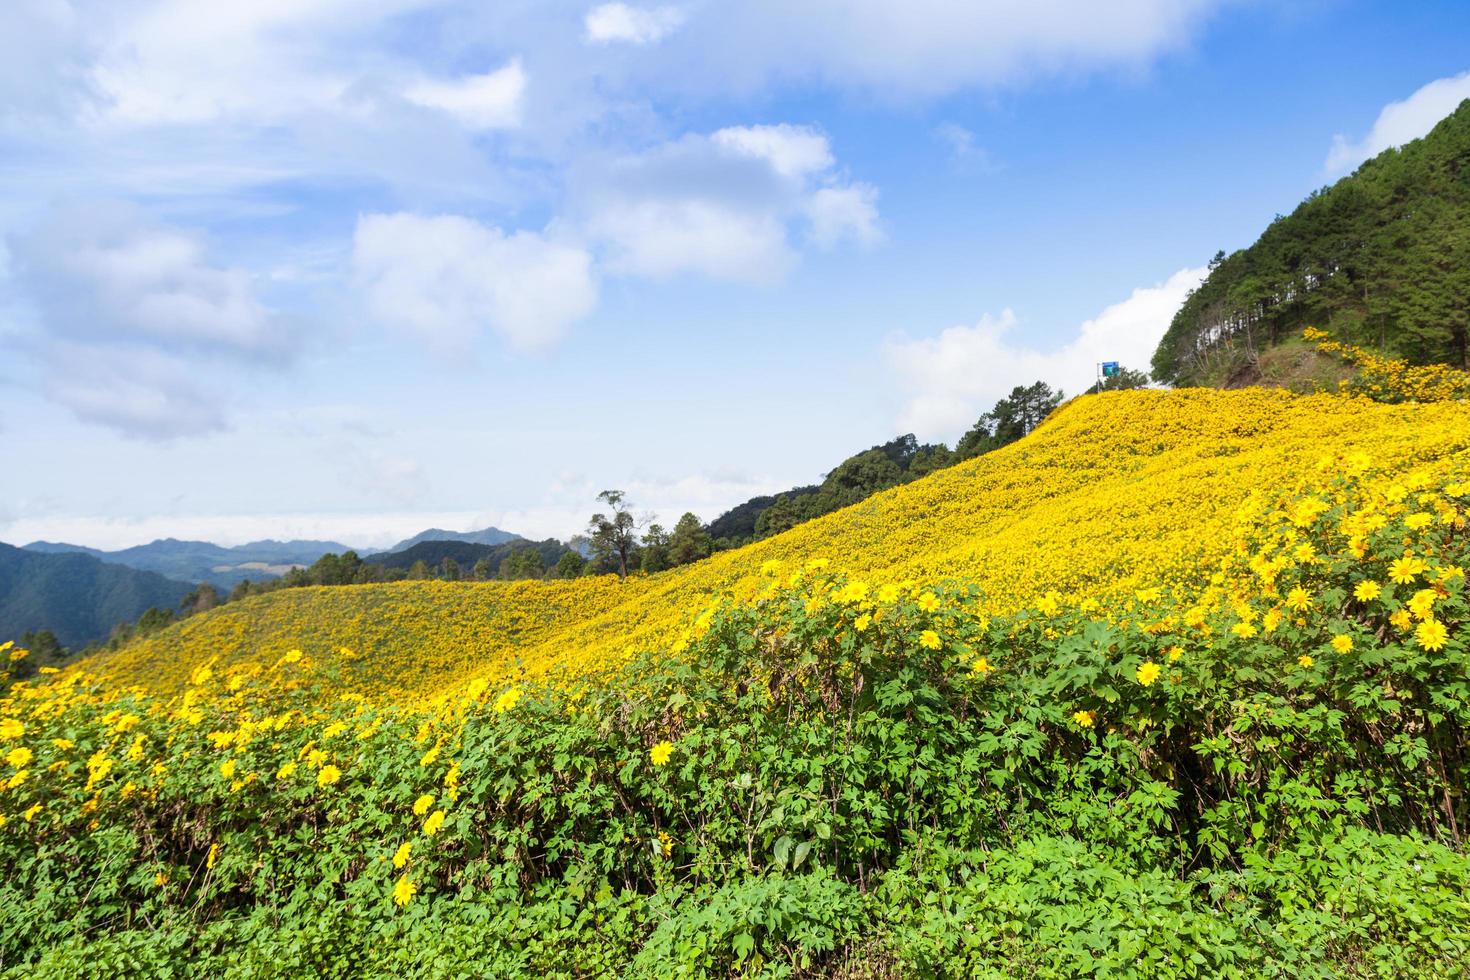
[1153,99,1470,384]
[365,538,570,578]
[954,381,1063,459]
[554,550,588,579]
[1084,365,1151,394]
[499,546,547,580]
[668,513,713,566]
[589,489,641,578]
[731,435,954,542]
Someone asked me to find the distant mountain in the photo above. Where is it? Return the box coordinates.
[22,538,353,588]
[22,541,105,557]
[366,537,570,573]
[0,543,194,649]
[382,527,519,553]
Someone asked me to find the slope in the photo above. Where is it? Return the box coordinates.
[88,387,1470,702]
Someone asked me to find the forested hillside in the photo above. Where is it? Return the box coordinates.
[0,544,192,649]
[1152,99,1470,386]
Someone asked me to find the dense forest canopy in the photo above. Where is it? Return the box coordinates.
[1152,99,1470,385]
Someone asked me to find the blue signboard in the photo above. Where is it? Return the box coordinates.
[1101,361,1120,377]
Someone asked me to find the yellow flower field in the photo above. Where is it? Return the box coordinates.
[65,385,1470,706]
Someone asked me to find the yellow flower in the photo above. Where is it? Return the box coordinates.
[1405,512,1434,530]
[219,758,236,780]
[1330,635,1353,654]
[1231,622,1258,639]
[206,843,220,870]
[1353,580,1382,602]
[1297,655,1314,669]
[918,629,941,650]
[877,584,900,603]
[1136,661,1161,686]
[1388,554,1421,585]
[853,613,871,632]
[1407,589,1438,621]
[493,687,522,714]
[1164,645,1183,662]
[6,746,32,769]
[321,722,348,739]
[6,769,28,790]
[971,656,992,675]
[0,719,24,741]
[1415,619,1449,652]
[917,592,940,613]
[422,810,446,836]
[1072,710,1095,728]
[155,871,169,888]
[649,740,674,766]
[1390,609,1414,632]
[393,841,412,869]
[1035,592,1061,617]
[413,793,434,816]
[22,803,42,822]
[277,762,298,780]
[1286,586,1312,612]
[316,764,342,787]
[393,875,417,907]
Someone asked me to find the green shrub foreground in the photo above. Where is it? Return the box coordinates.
[3,465,1470,977]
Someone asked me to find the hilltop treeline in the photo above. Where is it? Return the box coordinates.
[1152,99,1470,386]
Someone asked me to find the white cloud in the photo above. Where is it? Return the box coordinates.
[649,0,1228,99]
[1325,71,1470,175]
[805,184,881,248]
[578,124,878,282]
[40,342,229,439]
[584,3,686,45]
[12,202,287,355]
[403,61,526,130]
[352,213,599,351]
[887,266,1206,439]
[710,124,834,178]
[84,0,438,127]
[6,202,288,438]
[933,123,994,171]
[0,0,96,127]
[587,199,795,284]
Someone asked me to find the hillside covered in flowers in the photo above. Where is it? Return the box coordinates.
[91,387,1470,704]
[4,381,1470,976]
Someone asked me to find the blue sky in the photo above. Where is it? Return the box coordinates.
[2,0,1469,550]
